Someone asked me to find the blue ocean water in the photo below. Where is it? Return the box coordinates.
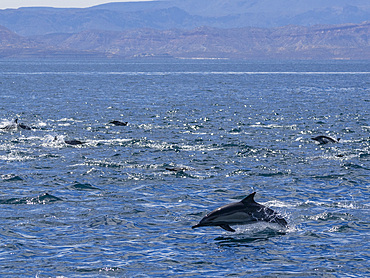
[0,59,369,277]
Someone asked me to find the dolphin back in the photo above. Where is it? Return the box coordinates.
[311,135,339,144]
[242,192,287,227]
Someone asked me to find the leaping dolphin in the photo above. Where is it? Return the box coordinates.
[192,192,287,232]
[311,135,340,144]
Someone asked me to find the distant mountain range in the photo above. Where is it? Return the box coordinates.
[1,22,369,59]
[1,0,370,36]
[0,0,369,59]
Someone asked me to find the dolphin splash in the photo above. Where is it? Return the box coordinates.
[192,192,287,232]
[1,118,31,130]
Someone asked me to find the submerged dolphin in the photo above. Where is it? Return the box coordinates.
[192,192,287,232]
[311,135,340,144]
[110,120,128,126]
[53,136,85,145]
[15,119,32,130]
[165,167,189,172]
[65,139,85,145]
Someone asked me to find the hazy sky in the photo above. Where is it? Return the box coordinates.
[0,0,153,10]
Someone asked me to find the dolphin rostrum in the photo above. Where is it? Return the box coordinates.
[311,135,340,144]
[192,192,287,232]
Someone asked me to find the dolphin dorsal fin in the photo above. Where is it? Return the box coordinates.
[241,192,257,205]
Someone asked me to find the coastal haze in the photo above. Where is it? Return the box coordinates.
[0,0,151,9]
[0,0,369,59]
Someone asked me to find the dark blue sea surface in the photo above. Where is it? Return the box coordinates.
[0,59,369,277]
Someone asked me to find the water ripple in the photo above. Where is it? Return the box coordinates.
[0,59,369,277]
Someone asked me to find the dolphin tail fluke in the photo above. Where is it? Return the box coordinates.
[220,224,235,232]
